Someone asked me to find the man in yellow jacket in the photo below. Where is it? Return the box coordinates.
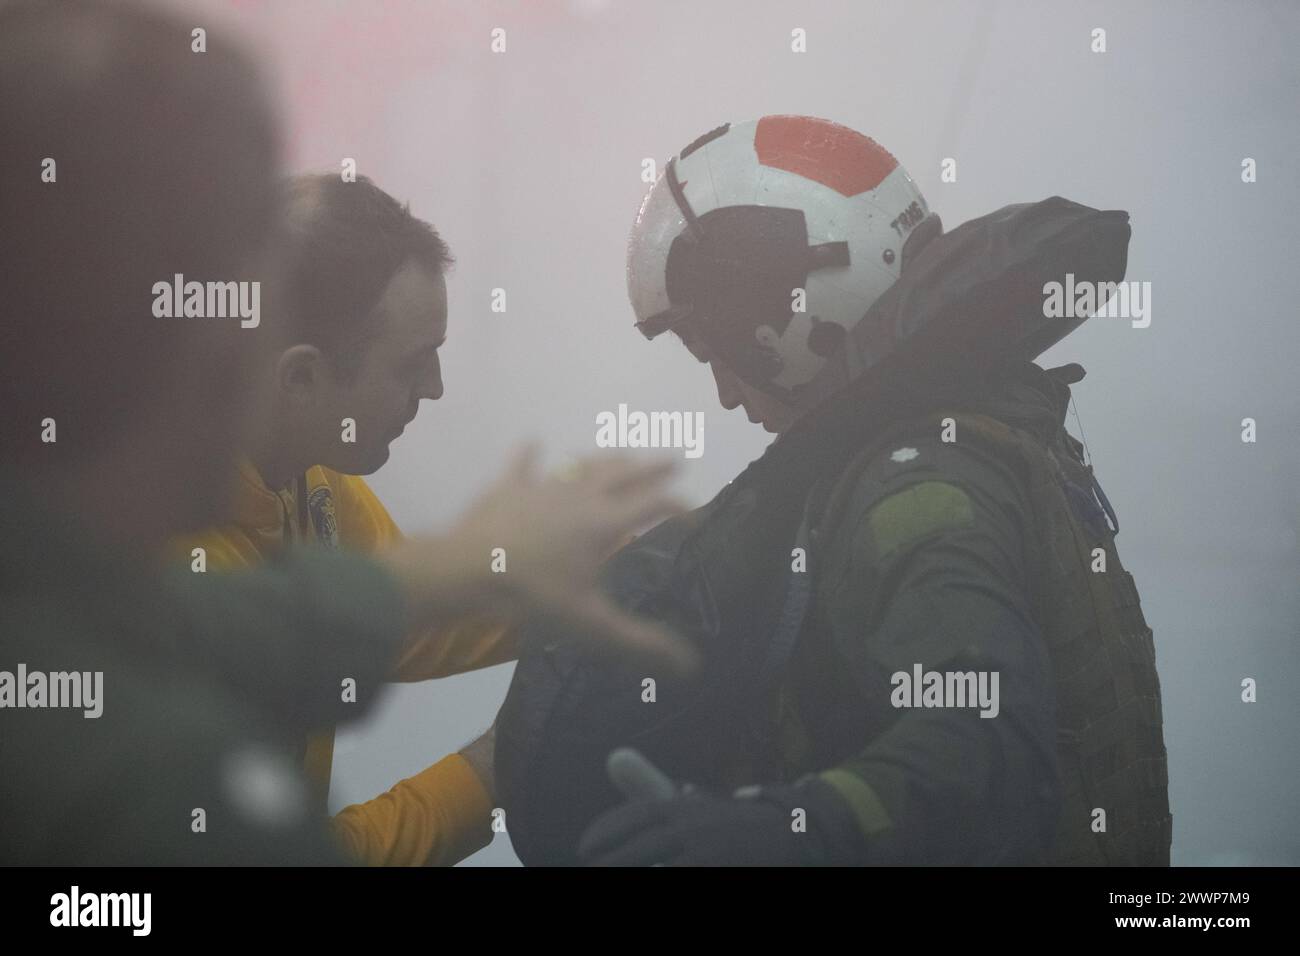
[176,460,511,866]
[174,174,523,865]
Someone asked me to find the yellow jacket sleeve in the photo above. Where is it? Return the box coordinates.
[317,473,513,864]
[391,614,517,681]
[170,466,513,867]
[330,753,495,866]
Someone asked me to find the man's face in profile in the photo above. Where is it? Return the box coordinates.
[312,261,449,476]
[678,330,797,435]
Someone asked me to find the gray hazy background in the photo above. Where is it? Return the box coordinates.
[194,0,1299,865]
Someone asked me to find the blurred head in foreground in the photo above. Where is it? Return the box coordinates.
[0,0,281,545]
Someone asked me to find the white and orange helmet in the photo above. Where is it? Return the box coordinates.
[627,115,937,400]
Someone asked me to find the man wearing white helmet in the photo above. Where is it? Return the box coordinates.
[496,115,1171,866]
[625,116,936,424]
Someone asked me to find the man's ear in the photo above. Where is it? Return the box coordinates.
[276,344,327,401]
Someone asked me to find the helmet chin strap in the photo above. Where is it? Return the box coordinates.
[632,157,700,340]
[664,155,703,239]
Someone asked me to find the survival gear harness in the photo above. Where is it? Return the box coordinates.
[801,394,1172,865]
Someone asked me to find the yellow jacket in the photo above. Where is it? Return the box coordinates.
[171,459,515,866]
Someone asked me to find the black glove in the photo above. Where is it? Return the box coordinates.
[577,748,865,866]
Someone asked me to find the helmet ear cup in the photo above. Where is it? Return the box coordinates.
[806,316,847,358]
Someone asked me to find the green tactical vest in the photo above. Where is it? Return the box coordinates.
[797,407,1173,866]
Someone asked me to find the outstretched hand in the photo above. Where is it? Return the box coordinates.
[382,447,699,678]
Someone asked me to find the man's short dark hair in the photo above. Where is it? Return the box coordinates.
[282,174,453,378]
